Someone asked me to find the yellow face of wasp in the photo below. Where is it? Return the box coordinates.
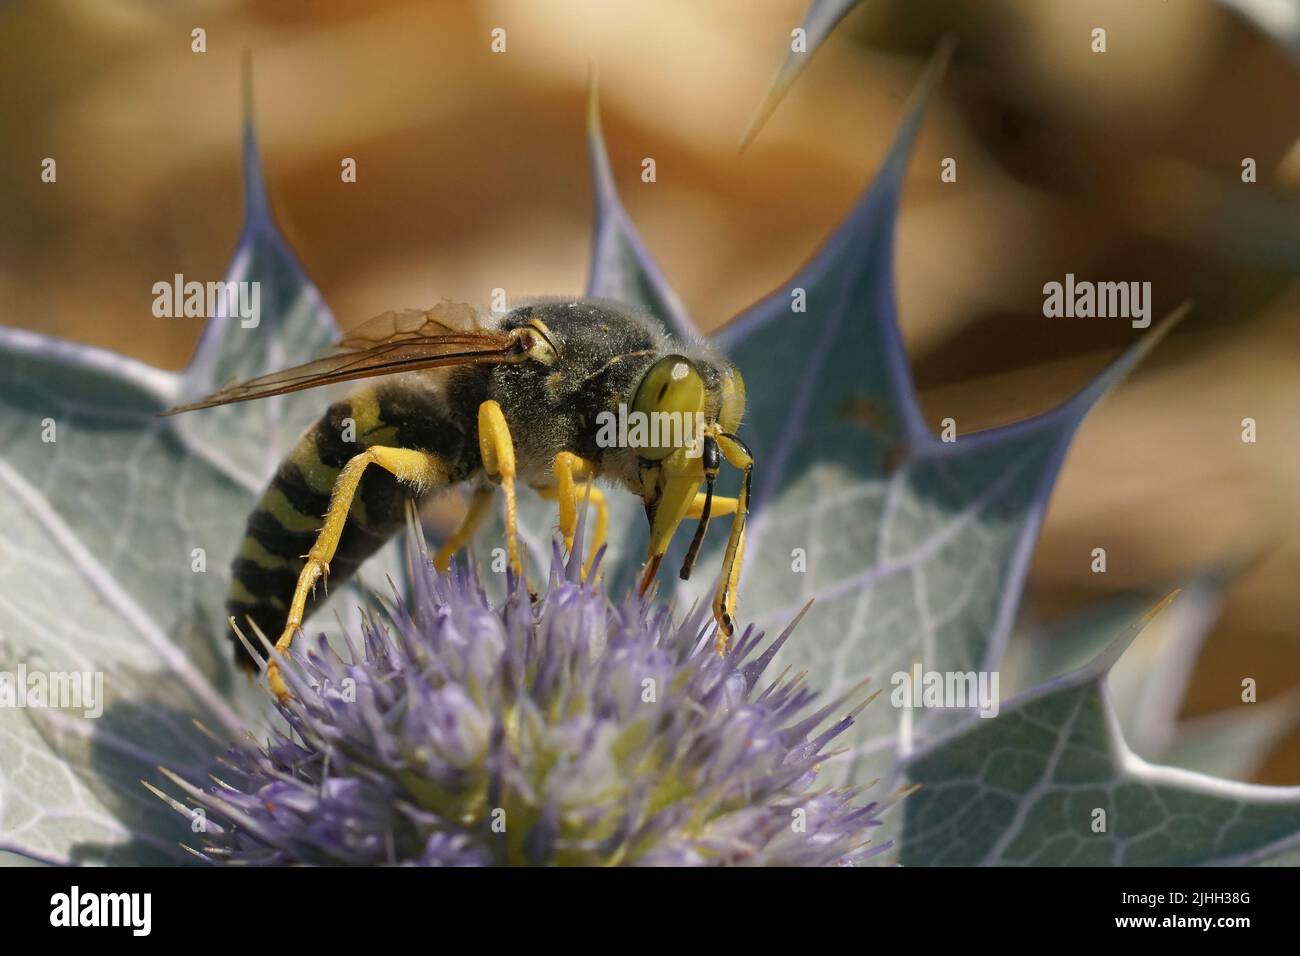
[717,364,746,435]
[630,355,746,457]
[634,356,747,578]
[630,355,706,460]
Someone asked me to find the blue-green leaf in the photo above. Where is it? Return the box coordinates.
[675,47,1185,794]
[0,75,385,864]
[1102,571,1300,782]
[1009,568,1299,782]
[741,0,870,150]
[899,597,1300,865]
[0,330,248,863]
[171,78,341,488]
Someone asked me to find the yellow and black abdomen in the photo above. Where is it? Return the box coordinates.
[226,375,481,668]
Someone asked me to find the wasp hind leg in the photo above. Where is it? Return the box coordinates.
[267,445,449,701]
[536,451,607,579]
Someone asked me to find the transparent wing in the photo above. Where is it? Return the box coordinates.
[163,304,515,415]
[335,303,483,349]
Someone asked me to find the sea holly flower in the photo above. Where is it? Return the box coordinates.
[152,528,891,866]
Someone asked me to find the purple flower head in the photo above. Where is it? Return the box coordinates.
[158,529,890,866]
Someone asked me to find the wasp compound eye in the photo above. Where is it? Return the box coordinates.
[631,355,705,460]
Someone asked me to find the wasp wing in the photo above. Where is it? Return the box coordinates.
[335,302,482,349]
[163,304,515,415]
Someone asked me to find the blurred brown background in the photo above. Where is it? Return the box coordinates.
[1,0,1296,780]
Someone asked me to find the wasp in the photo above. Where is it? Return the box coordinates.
[166,299,752,699]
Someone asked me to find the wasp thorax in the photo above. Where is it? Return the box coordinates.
[631,355,705,460]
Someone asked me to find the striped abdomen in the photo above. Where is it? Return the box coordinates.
[226,376,479,668]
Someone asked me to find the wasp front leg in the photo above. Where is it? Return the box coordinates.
[268,446,448,700]
[711,433,753,654]
[636,433,752,654]
[535,451,607,579]
[637,458,703,599]
[686,493,738,520]
[643,434,738,588]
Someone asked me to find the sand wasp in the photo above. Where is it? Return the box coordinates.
[166,299,752,699]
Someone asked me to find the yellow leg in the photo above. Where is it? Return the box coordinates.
[477,400,523,581]
[536,452,607,578]
[673,492,739,587]
[434,486,496,571]
[711,434,753,654]
[637,452,704,598]
[686,493,738,519]
[267,445,448,701]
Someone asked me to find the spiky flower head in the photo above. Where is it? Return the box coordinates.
[158,533,889,866]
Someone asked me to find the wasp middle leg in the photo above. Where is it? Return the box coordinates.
[535,451,607,579]
[433,485,497,572]
[477,400,524,581]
